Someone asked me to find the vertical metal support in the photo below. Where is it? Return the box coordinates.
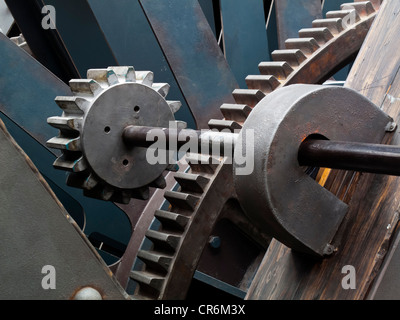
[139,0,239,129]
[5,0,80,83]
[42,0,119,77]
[219,0,270,88]
[275,0,322,49]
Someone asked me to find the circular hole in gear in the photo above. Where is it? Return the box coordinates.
[104,126,111,134]
[122,159,129,167]
[134,105,140,113]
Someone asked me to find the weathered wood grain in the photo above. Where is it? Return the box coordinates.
[246,0,400,300]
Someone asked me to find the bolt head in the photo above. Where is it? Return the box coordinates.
[73,287,102,300]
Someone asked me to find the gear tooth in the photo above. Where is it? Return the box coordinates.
[105,68,119,86]
[220,104,252,123]
[129,270,164,294]
[150,175,167,189]
[271,49,307,66]
[55,96,88,114]
[109,190,132,204]
[137,250,173,273]
[53,154,88,172]
[311,18,344,34]
[145,229,181,252]
[46,136,81,151]
[258,61,294,80]
[69,79,103,97]
[86,68,109,86]
[107,66,136,83]
[164,190,200,211]
[66,172,89,189]
[121,191,132,204]
[208,119,241,132]
[68,172,99,190]
[83,185,114,201]
[47,116,82,131]
[87,185,114,201]
[299,27,334,45]
[135,71,154,87]
[154,209,190,231]
[245,75,281,93]
[173,172,209,193]
[167,100,182,114]
[166,163,179,172]
[125,66,136,82]
[102,185,115,200]
[131,186,150,200]
[83,173,99,190]
[185,153,220,173]
[153,83,170,97]
[232,89,265,108]
[341,1,375,16]
[326,9,360,22]
[285,38,320,55]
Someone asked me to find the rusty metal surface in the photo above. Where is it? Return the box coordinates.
[234,84,392,256]
[113,161,188,289]
[130,154,270,299]
[139,0,238,129]
[0,119,127,299]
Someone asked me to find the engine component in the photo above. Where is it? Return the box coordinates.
[120,83,396,258]
[46,66,184,204]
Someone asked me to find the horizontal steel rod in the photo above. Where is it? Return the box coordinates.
[298,139,400,176]
[123,125,238,155]
[125,126,400,176]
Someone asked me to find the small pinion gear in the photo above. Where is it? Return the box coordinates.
[46,66,184,204]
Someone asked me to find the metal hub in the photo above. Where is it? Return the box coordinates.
[233,84,392,256]
[82,82,174,190]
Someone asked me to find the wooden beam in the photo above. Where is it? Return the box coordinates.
[246,0,400,300]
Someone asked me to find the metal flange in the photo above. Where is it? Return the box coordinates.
[233,84,393,256]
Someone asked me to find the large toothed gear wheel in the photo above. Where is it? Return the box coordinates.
[128,0,383,300]
[46,66,184,204]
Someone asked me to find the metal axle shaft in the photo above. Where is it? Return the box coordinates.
[123,125,238,154]
[298,139,400,176]
[123,125,400,176]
